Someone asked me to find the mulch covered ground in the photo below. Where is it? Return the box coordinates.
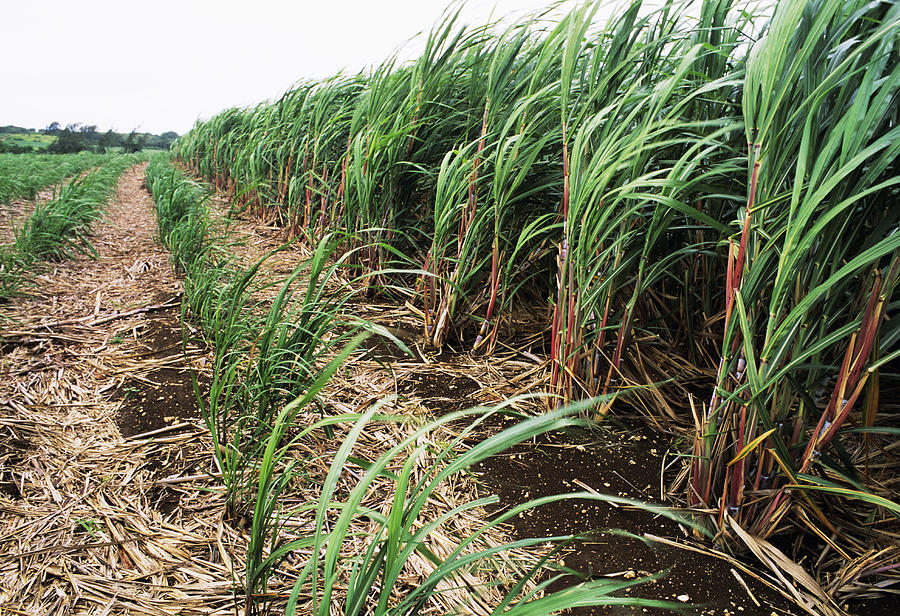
[0,164,235,614]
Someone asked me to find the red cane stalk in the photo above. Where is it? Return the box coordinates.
[800,279,886,472]
[291,144,309,238]
[549,121,571,402]
[229,153,237,196]
[472,240,503,354]
[692,141,761,514]
[863,338,880,476]
[334,142,349,237]
[265,168,275,225]
[212,142,219,189]
[304,168,314,232]
[549,246,566,397]
[724,142,760,344]
[316,163,329,239]
[278,155,292,204]
[752,261,896,536]
[564,258,579,401]
[457,101,490,253]
[600,257,644,413]
[728,404,750,513]
[587,241,616,396]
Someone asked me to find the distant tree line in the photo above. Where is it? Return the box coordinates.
[0,124,178,154]
[0,125,36,135]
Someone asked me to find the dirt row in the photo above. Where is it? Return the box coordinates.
[0,164,236,614]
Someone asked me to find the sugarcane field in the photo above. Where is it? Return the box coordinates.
[1,1,899,615]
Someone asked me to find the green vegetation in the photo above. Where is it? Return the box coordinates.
[0,151,113,203]
[0,124,179,154]
[173,0,900,597]
[46,125,178,154]
[691,0,900,541]
[0,154,141,300]
[146,155,697,615]
[147,156,363,516]
[0,132,55,152]
[282,403,696,616]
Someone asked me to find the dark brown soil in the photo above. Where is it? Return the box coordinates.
[113,304,208,439]
[475,420,800,615]
[398,370,481,413]
[359,323,419,361]
[146,484,182,515]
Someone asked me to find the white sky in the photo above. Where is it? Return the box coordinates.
[1,0,617,136]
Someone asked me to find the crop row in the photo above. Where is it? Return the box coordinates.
[145,155,703,615]
[0,155,141,300]
[0,151,116,204]
[174,0,900,554]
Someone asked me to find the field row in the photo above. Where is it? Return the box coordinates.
[0,151,117,204]
[0,154,143,301]
[145,155,731,615]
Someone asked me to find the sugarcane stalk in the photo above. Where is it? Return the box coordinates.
[550,120,571,402]
[473,238,501,353]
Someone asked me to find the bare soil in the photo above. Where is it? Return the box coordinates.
[112,303,208,439]
[478,421,791,615]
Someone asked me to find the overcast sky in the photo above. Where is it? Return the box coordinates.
[0,0,614,136]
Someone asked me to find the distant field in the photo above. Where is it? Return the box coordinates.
[0,133,55,149]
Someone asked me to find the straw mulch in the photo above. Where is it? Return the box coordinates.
[1,164,236,615]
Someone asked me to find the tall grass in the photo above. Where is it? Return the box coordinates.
[691,0,900,539]
[174,0,752,376]
[146,156,695,614]
[171,0,900,601]
[549,0,746,404]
